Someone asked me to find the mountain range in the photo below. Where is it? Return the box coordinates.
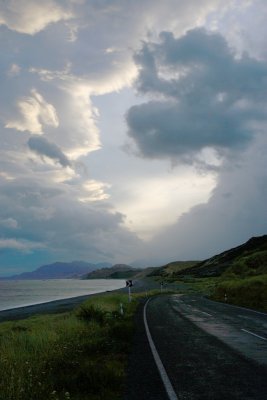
[3,235,266,281]
[3,261,112,280]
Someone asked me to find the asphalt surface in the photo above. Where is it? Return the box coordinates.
[172,294,267,367]
[123,298,169,400]
[125,294,267,400]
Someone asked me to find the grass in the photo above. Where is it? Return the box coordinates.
[0,289,174,400]
[210,274,267,312]
[171,275,267,313]
[0,292,138,400]
[222,250,267,278]
[147,261,198,279]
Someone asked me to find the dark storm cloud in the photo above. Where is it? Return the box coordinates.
[28,136,71,167]
[126,28,267,160]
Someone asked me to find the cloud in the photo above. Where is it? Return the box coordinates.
[1,0,265,272]
[0,0,73,34]
[206,0,267,61]
[0,238,44,251]
[143,132,267,264]
[126,28,267,161]
[0,218,18,229]
[7,63,21,77]
[80,180,110,202]
[28,136,71,167]
[124,25,267,264]
[0,173,141,263]
[5,89,59,134]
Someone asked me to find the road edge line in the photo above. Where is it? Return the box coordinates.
[143,298,178,400]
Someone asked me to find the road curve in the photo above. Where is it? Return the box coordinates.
[125,294,267,400]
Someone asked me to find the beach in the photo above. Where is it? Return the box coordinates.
[0,278,160,323]
[0,289,125,323]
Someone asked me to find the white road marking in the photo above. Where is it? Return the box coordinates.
[144,298,178,400]
[190,307,212,317]
[241,328,267,341]
[199,310,212,317]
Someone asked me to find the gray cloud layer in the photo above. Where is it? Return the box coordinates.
[28,136,71,167]
[125,27,267,264]
[0,174,141,263]
[1,1,266,272]
[127,28,267,160]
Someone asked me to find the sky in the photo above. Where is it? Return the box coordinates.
[0,0,267,275]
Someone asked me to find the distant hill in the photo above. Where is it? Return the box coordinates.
[176,235,267,278]
[147,235,267,280]
[4,261,112,280]
[147,261,199,279]
[84,264,142,279]
[143,235,267,313]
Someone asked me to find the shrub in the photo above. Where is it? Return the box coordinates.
[211,274,267,312]
[76,304,107,325]
[0,292,138,400]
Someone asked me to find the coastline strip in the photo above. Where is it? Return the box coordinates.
[0,288,125,323]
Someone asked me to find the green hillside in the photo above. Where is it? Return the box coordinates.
[84,264,142,279]
[147,261,199,279]
[149,235,267,312]
[180,235,267,278]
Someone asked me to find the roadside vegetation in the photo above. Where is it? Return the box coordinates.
[0,289,176,400]
[164,274,267,313]
[210,274,267,312]
[0,292,138,400]
[149,236,267,312]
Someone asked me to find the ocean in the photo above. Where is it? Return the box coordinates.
[0,279,125,311]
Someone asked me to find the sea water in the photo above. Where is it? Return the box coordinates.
[0,279,125,311]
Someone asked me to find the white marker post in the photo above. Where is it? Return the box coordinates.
[126,280,133,302]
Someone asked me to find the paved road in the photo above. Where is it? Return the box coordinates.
[172,294,267,367]
[125,294,267,400]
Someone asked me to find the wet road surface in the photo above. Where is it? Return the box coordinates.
[172,294,267,367]
[125,294,267,400]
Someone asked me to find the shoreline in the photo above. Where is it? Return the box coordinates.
[0,288,126,323]
[0,279,157,323]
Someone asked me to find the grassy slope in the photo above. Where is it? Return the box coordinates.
[147,261,199,279]
[84,265,142,280]
[0,292,138,400]
[208,237,267,311]
[183,235,267,278]
[212,274,267,312]
[149,236,267,312]
[0,288,175,400]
